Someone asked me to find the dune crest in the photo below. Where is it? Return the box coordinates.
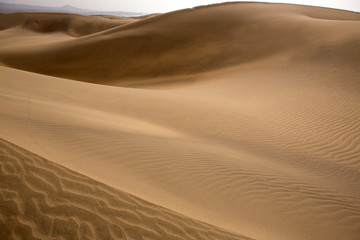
[1,2,360,240]
[0,3,359,84]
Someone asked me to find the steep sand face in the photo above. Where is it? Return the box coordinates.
[0,3,359,83]
[0,2,360,240]
[0,138,250,240]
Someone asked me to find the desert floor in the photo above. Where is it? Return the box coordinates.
[1,2,360,240]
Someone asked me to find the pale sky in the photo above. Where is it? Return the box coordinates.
[1,0,359,13]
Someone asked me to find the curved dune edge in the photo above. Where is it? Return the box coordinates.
[0,2,359,84]
[0,3,360,240]
[0,138,252,240]
[1,61,360,239]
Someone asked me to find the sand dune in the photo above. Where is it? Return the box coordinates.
[0,138,250,240]
[0,2,360,240]
[1,3,359,84]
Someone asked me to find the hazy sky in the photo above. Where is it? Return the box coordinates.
[1,0,359,13]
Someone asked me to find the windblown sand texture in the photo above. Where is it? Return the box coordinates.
[0,138,250,239]
[0,2,360,240]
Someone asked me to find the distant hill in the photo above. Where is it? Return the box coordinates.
[0,2,146,16]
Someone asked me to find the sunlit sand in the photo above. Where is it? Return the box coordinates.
[1,3,360,240]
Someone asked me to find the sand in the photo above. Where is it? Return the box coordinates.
[0,138,250,239]
[0,2,360,240]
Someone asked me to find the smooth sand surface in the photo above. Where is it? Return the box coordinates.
[0,2,360,240]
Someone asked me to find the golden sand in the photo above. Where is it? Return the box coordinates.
[1,3,360,240]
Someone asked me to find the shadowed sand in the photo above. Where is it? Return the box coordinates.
[0,2,360,240]
[1,3,359,84]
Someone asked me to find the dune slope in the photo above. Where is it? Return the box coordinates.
[0,3,359,84]
[0,3,360,240]
[1,58,360,240]
[0,138,250,240]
